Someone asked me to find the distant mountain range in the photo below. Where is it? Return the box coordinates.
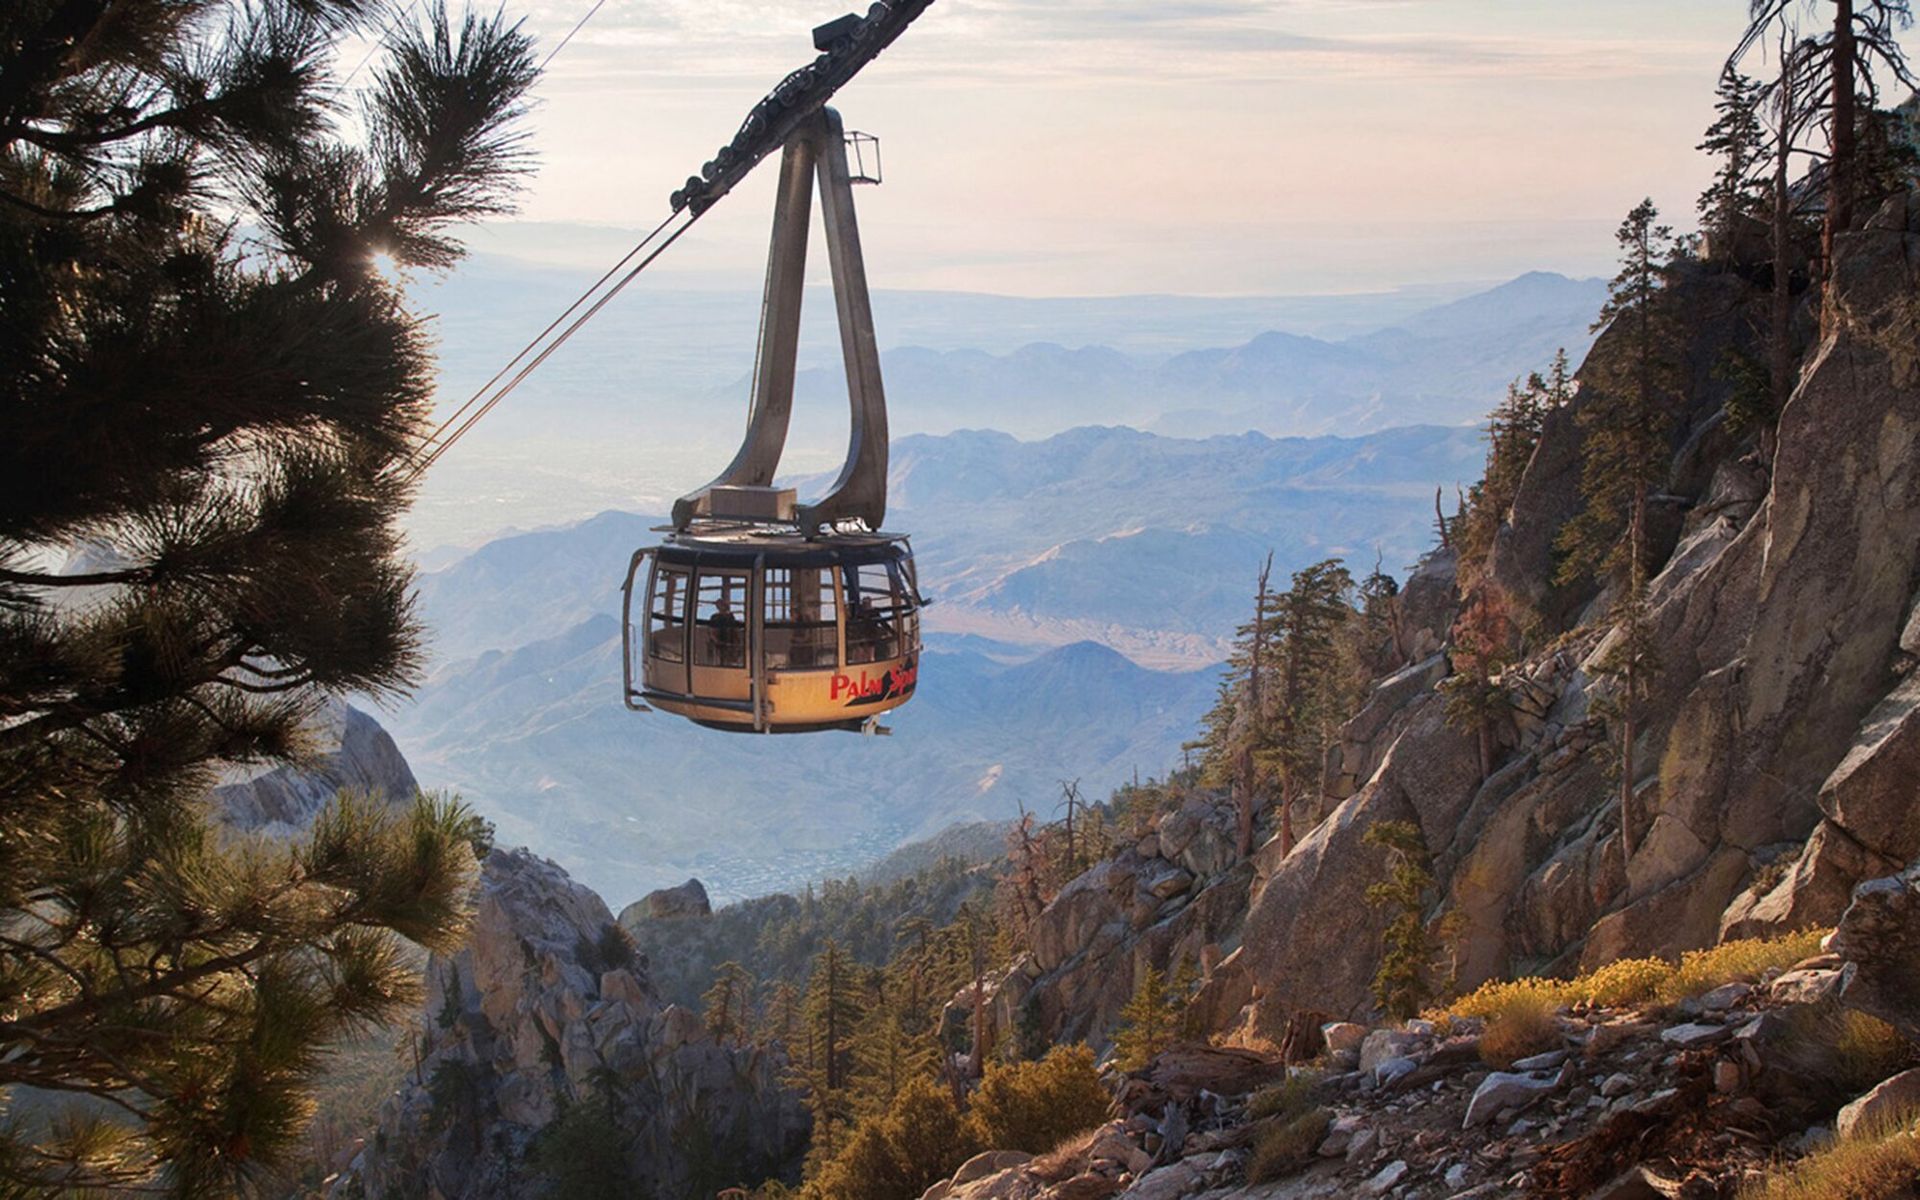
[391,421,1486,904]
[403,266,1599,551]
[773,272,1607,443]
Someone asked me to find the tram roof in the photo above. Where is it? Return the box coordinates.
[650,523,913,569]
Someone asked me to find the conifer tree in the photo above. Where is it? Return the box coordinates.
[1200,557,1355,858]
[803,941,864,1096]
[0,0,536,1190]
[1266,560,1355,856]
[1197,554,1277,859]
[1698,68,1769,252]
[1459,352,1573,581]
[1363,820,1439,1020]
[1556,200,1682,861]
[1112,964,1176,1072]
[1439,591,1516,781]
[793,940,869,1165]
[702,962,756,1045]
[1357,554,1403,667]
[762,980,803,1050]
[850,982,936,1115]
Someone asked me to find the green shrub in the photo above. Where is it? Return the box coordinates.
[527,1097,636,1200]
[803,1077,978,1200]
[967,1045,1112,1155]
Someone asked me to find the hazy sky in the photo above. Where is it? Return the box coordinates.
[366,2,1910,294]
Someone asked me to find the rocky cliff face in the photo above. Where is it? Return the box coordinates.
[1212,191,1920,1036]
[995,193,1920,1052]
[344,848,808,1199]
[214,700,418,834]
[983,796,1251,1050]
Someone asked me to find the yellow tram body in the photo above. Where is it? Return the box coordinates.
[622,528,921,733]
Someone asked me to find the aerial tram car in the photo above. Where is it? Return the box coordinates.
[619,17,929,734]
[409,2,936,734]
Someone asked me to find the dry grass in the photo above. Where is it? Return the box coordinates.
[1247,1071,1320,1122]
[1770,1003,1917,1104]
[1479,992,1563,1069]
[1832,1011,1914,1094]
[1740,1110,1920,1200]
[1246,1108,1331,1184]
[1027,1128,1101,1183]
[1653,929,1828,1004]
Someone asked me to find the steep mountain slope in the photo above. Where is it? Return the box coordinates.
[974,193,1920,1060]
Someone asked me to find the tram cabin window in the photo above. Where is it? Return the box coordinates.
[764,567,838,670]
[845,562,903,665]
[649,568,689,662]
[694,571,749,668]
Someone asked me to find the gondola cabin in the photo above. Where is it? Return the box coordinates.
[621,518,922,733]
[623,103,918,734]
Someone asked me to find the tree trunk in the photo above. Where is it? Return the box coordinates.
[824,950,840,1091]
[1278,781,1295,857]
[1825,0,1856,279]
[1241,555,1272,861]
[1477,719,1493,782]
[1620,485,1646,863]
[1236,749,1255,859]
[968,925,986,1081]
[1769,43,1794,465]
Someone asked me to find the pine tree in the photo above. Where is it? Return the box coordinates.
[703,962,756,1044]
[1439,591,1516,781]
[1458,351,1573,581]
[1357,553,1403,667]
[761,980,804,1050]
[850,981,935,1115]
[1556,199,1682,861]
[1265,560,1356,856]
[1112,964,1176,1072]
[0,1,536,1190]
[1362,820,1440,1020]
[1697,68,1769,253]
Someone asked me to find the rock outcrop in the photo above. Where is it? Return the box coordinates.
[630,877,714,921]
[980,797,1251,1051]
[344,848,807,1199]
[213,700,418,834]
[1829,861,1920,1043]
[1201,191,1920,1035]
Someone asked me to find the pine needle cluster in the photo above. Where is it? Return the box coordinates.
[1,0,537,1190]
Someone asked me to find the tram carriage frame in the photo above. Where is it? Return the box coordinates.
[621,529,922,733]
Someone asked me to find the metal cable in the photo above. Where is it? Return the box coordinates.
[405,207,704,478]
[410,208,681,466]
[539,0,612,71]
